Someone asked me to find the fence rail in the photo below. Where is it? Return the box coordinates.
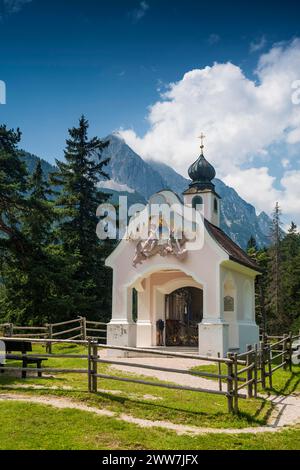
[0,330,299,415]
[0,336,245,413]
[0,317,107,353]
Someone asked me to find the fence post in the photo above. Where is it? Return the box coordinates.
[260,339,266,390]
[80,317,87,341]
[233,353,239,413]
[88,339,92,392]
[267,343,273,389]
[246,344,253,398]
[92,342,98,393]
[7,323,13,337]
[217,352,222,391]
[226,353,234,414]
[288,331,292,372]
[283,334,288,371]
[46,324,53,354]
[253,343,258,398]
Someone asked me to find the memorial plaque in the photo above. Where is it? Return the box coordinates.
[224,295,234,311]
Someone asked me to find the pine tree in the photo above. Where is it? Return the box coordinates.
[281,222,300,332]
[16,160,56,323]
[0,125,29,322]
[266,202,285,332]
[254,248,269,334]
[247,235,258,252]
[1,160,58,323]
[50,116,111,319]
[0,125,28,256]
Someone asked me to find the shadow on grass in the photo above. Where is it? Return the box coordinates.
[89,389,271,427]
[0,372,65,387]
[265,370,300,396]
[0,357,276,428]
[252,396,274,422]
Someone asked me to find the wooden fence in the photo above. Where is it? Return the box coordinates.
[0,336,247,413]
[258,332,299,389]
[0,317,107,353]
[0,331,299,415]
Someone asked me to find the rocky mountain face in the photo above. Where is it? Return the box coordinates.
[101,135,272,248]
[101,135,166,199]
[20,134,272,249]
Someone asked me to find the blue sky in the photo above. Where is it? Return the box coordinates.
[1,0,300,223]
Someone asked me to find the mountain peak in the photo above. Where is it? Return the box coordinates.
[20,139,273,250]
[105,132,125,143]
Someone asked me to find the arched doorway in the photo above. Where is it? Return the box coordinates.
[165,287,203,346]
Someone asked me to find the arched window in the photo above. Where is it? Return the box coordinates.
[214,197,218,213]
[192,196,203,233]
[192,196,203,210]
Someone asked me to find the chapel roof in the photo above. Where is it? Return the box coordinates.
[204,219,262,273]
[187,133,216,191]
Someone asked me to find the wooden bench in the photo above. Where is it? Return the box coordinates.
[2,340,48,378]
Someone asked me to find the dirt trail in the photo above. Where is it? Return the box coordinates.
[0,392,299,435]
[109,356,221,390]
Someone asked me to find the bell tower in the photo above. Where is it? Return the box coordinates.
[183,133,220,227]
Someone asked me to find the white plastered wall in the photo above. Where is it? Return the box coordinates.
[105,224,229,355]
[105,216,259,356]
[220,263,259,353]
[184,191,220,227]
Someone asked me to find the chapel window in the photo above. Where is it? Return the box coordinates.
[214,197,218,213]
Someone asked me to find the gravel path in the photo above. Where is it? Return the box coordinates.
[108,356,221,390]
[0,391,299,436]
[0,356,299,435]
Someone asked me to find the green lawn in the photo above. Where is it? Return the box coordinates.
[0,400,299,450]
[0,343,299,450]
[191,361,300,395]
[0,343,273,429]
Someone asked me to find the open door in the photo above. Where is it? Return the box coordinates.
[165,287,203,346]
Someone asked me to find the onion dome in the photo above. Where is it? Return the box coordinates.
[188,133,216,190]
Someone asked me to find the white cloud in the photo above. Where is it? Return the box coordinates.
[129,1,149,23]
[2,0,32,15]
[208,34,220,45]
[250,35,267,53]
[224,168,280,214]
[281,158,290,168]
[224,167,300,220]
[98,179,135,194]
[280,170,300,214]
[120,39,300,223]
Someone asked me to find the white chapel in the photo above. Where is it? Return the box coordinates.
[105,139,261,356]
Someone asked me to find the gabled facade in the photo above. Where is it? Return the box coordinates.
[105,143,261,356]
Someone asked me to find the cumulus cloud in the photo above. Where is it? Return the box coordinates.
[223,168,280,214]
[250,35,267,53]
[120,39,300,223]
[1,0,32,17]
[225,167,300,223]
[129,1,149,23]
[281,158,290,168]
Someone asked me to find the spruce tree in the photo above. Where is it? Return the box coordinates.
[0,125,28,254]
[0,124,29,322]
[247,235,258,252]
[281,222,300,332]
[266,202,285,332]
[1,159,65,324]
[50,116,111,319]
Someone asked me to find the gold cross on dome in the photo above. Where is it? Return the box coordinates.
[198,133,205,153]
